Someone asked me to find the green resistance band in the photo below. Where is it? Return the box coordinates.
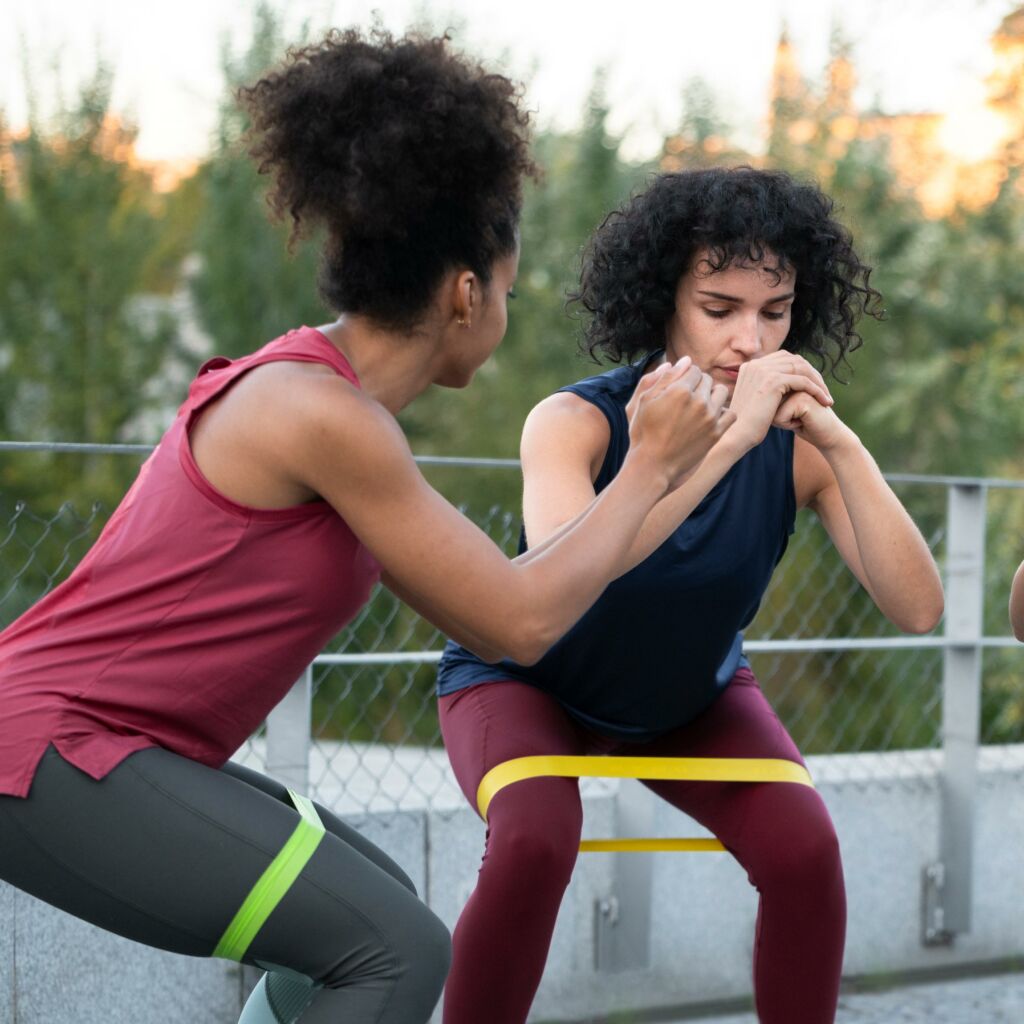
[213,789,326,961]
[476,755,815,853]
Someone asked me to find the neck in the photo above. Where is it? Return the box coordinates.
[314,316,443,414]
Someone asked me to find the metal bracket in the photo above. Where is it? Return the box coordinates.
[594,895,620,970]
[922,862,955,946]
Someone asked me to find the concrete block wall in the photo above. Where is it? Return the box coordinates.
[2,746,1022,1023]
[0,899,245,1023]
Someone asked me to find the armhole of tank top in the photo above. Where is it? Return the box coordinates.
[559,386,627,493]
[179,352,355,519]
[183,349,363,449]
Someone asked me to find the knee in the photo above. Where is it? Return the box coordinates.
[755,820,843,894]
[386,900,452,1002]
[414,904,453,983]
[487,811,581,886]
[321,898,451,996]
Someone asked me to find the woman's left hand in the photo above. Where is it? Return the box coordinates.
[774,391,856,452]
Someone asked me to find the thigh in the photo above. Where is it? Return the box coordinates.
[0,745,430,977]
[439,681,593,819]
[628,669,829,848]
[221,758,416,893]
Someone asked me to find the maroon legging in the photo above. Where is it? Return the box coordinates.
[438,668,845,1024]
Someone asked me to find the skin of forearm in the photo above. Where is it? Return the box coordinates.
[822,433,944,632]
[387,455,670,666]
[516,436,749,579]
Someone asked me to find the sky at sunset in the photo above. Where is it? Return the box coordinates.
[1,0,1019,163]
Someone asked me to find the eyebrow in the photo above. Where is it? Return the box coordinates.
[696,289,796,303]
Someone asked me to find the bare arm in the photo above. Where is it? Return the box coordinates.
[283,361,728,664]
[519,391,749,570]
[1010,561,1024,641]
[782,397,944,634]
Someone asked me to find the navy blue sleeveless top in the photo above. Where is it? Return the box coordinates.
[436,359,796,741]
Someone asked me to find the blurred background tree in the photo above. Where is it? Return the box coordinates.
[0,67,185,507]
[189,2,328,360]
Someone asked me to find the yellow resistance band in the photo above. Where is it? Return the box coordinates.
[213,789,326,961]
[476,755,814,853]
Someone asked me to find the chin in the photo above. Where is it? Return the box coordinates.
[434,369,475,389]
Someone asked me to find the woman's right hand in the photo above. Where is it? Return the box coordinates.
[625,357,735,485]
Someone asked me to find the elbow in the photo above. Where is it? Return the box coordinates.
[504,636,550,668]
[503,612,558,667]
[902,613,942,636]
[897,595,945,635]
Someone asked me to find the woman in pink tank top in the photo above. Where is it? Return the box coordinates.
[0,26,736,1024]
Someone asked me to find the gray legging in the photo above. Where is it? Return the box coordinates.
[0,745,451,1022]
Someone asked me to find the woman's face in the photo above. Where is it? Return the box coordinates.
[664,250,796,393]
[437,247,520,388]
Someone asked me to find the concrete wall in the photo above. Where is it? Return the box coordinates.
[2,746,1022,1023]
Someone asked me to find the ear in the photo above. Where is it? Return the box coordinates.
[450,269,477,328]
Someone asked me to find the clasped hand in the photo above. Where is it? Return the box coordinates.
[729,351,849,452]
[626,356,735,483]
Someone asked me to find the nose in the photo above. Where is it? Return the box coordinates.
[732,313,763,357]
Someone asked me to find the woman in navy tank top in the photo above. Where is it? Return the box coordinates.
[436,168,945,1024]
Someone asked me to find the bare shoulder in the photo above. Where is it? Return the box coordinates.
[280,369,411,472]
[187,360,405,507]
[521,391,611,482]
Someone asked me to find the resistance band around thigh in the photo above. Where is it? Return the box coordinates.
[213,789,326,961]
[476,755,815,852]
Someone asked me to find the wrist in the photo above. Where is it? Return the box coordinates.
[719,419,759,458]
[619,445,672,501]
[818,422,863,460]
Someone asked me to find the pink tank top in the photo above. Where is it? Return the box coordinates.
[0,327,381,797]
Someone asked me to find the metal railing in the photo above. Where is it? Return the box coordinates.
[2,442,1023,948]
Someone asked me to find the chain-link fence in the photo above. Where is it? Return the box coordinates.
[2,444,1022,822]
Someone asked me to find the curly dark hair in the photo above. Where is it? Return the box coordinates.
[238,27,537,329]
[569,166,884,377]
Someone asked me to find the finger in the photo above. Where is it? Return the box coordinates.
[779,373,833,407]
[680,363,704,391]
[716,408,738,434]
[774,392,811,428]
[785,356,831,401]
[760,351,831,401]
[630,364,671,408]
[709,383,730,417]
[696,372,713,404]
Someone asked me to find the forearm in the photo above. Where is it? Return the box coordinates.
[388,449,676,665]
[822,432,943,632]
[1009,561,1024,641]
[507,451,673,659]
[517,436,748,578]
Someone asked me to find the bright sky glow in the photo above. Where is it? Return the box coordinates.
[1,0,1019,163]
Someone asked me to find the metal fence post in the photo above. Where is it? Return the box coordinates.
[265,665,313,796]
[923,483,986,945]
